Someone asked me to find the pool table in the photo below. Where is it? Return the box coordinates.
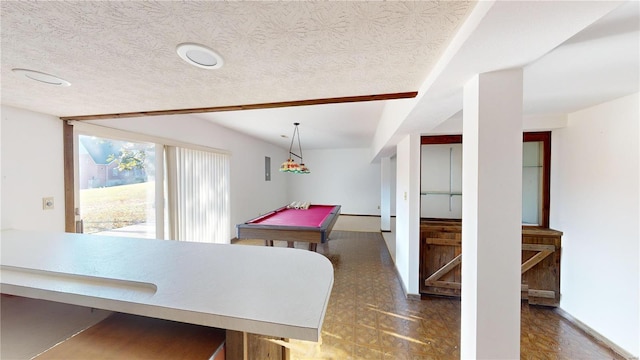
[237,204,341,251]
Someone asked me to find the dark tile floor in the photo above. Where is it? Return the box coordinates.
[259,230,624,360]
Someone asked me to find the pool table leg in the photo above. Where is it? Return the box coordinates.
[287,241,294,248]
[309,243,317,252]
[266,240,274,247]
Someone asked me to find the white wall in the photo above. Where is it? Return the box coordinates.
[551,93,639,357]
[83,116,289,239]
[1,106,66,231]
[288,148,381,215]
[0,106,289,238]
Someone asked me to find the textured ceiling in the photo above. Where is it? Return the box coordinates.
[2,1,637,154]
[0,1,474,118]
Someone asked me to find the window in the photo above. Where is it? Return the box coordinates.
[78,134,157,238]
[420,132,551,227]
[66,122,230,243]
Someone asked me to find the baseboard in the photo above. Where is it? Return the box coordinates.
[339,214,397,218]
[390,260,421,301]
[554,307,637,360]
[340,214,380,217]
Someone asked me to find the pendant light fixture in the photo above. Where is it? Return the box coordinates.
[280,122,310,174]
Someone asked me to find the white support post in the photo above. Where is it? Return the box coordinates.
[381,156,391,232]
[461,69,523,359]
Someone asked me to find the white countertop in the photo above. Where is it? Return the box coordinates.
[0,229,333,341]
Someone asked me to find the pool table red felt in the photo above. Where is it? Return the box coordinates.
[236,205,341,249]
[248,205,336,227]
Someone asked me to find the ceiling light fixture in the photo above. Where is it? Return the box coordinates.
[12,68,71,86]
[280,122,310,174]
[176,43,224,69]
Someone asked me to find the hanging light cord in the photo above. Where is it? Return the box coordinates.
[289,122,303,161]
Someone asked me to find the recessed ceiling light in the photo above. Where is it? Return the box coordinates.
[12,68,71,86]
[176,43,224,70]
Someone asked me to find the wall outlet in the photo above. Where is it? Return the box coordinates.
[42,197,54,210]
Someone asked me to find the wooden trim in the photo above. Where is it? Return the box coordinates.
[59,92,418,121]
[523,131,551,227]
[421,135,462,144]
[542,133,552,228]
[63,122,75,233]
[522,131,551,142]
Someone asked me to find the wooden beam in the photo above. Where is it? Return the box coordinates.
[59,92,418,121]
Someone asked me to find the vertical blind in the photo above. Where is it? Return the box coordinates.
[166,146,230,244]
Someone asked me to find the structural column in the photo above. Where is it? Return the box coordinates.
[380,156,392,232]
[461,69,523,359]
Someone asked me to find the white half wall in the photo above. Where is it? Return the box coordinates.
[551,93,639,357]
[287,148,381,215]
[1,106,65,232]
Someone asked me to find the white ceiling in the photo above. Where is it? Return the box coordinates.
[1,1,638,154]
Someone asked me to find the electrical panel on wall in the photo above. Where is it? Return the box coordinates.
[265,156,271,181]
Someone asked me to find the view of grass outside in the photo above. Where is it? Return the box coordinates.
[80,182,154,234]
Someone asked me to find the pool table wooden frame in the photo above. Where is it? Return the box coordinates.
[237,205,341,251]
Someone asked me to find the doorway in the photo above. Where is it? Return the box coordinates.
[77,134,159,239]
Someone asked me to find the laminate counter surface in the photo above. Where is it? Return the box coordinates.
[0,229,333,342]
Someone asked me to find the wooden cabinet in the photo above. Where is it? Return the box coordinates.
[420,220,562,307]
